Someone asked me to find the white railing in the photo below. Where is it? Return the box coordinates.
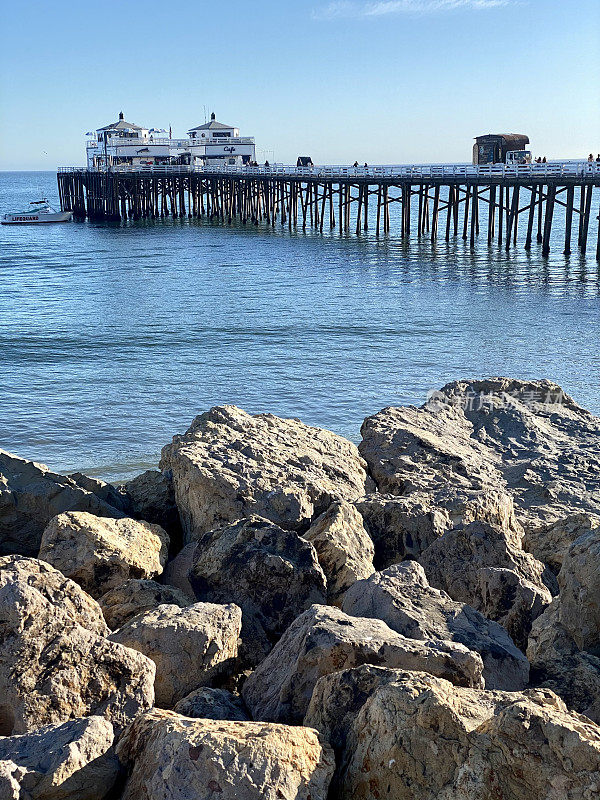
[60,161,600,180]
[86,137,255,149]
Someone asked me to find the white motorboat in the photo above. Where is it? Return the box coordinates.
[1,200,73,225]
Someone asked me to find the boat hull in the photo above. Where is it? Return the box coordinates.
[1,211,73,225]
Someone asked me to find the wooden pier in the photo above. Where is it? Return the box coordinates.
[57,163,600,258]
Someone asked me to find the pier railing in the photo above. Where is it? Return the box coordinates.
[59,161,600,181]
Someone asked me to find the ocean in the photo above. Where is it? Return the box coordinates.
[1,170,598,482]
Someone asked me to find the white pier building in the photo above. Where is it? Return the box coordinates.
[86,112,256,169]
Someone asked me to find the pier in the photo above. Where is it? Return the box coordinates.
[57,162,600,258]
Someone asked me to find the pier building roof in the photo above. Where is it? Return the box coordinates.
[97,111,144,132]
[188,113,235,133]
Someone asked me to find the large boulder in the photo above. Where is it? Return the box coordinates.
[476,565,549,651]
[558,528,600,653]
[0,716,118,800]
[359,378,600,535]
[159,405,373,542]
[0,451,123,557]
[98,578,190,630]
[0,577,155,736]
[119,469,181,539]
[356,489,520,571]
[528,598,600,724]
[302,501,375,605]
[39,511,169,598]
[337,672,600,800]
[304,664,403,756]
[116,709,335,800]
[418,520,552,638]
[189,517,326,662]
[109,602,241,707]
[173,687,249,721]
[342,562,529,690]
[523,512,600,574]
[0,555,108,636]
[242,604,483,724]
[354,493,451,570]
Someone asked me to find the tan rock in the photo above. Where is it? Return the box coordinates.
[354,493,452,569]
[0,555,108,636]
[360,378,600,533]
[303,501,374,605]
[109,602,241,707]
[39,511,169,598]
[159,405,373,542]
[355,488,521,570]
[0,716,118,800]
[528,598,600,723]
[337,672,600,800]
[419,520,549,599]
[558,528,600,653]
[189,517,326,663]
[98,578,190,630]
[0,578,155,735]
[117,709,335,800]
[304,664,403,756]
[524,512,600,574]
[173,687,249,721]
[242,604,483,724]
[477,565,550,651]
[0,450,123,557]
[342,561,529,690]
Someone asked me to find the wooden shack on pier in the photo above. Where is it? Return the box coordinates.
[473,134,530,165]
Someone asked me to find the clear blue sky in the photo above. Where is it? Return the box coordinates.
[1,0,598,169]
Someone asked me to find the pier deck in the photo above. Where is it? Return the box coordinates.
[57,162,600,258]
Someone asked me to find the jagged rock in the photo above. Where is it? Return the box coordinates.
[528,598,600,723]
[0,760,22,799]
[524,512,600,574]
[189,517,326,663]
[109,602,241,707]
[161,542,196,600]
[360,378,600,534]
[354,493,451,569]
[342,562,529,690]
[355,488,521,570]
[68,472,131,514]
[39,511,169,598]
[242,604,483,724]
[337,672,600,800]
[98,578,190,630]
[304,665,402,756]
[558,528,600,653]
[117,708,335,800]
[174,687,249,721]
[0,450,123,558]
[0,555,108,636]
[418,520,553,628]
[477,565,550,651]
[302,501,374,605]
[119,469,181,538]
[0,578,155,735]
[0,716,119,800]
[159,405,373,542]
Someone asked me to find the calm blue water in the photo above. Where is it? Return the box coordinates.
[1,171,599,482]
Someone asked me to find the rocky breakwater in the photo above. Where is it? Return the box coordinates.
[0,377,599,799]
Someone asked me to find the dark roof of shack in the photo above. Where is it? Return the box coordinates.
[474,133,530,144]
